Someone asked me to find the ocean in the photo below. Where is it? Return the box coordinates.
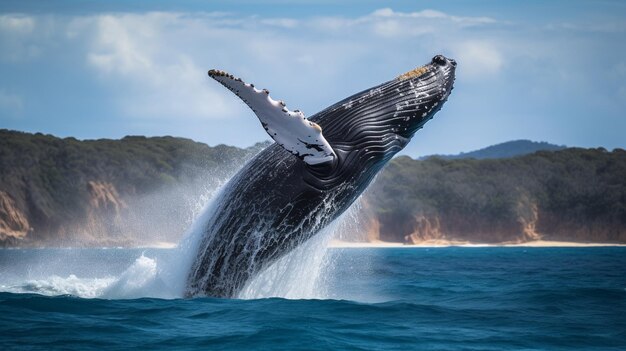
[1,246,625,350]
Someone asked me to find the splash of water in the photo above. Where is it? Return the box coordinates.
[237,222,337,299]
[0,183,224,300]
[155,183,229,297]
[0,180,366,300]
[101,254,160,299]
[237,201,365,299]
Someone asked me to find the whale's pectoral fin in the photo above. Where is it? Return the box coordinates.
[209,69,335,165]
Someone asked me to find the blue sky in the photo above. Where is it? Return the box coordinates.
[1,1,625,156]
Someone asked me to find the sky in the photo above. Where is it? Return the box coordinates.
[1,0,625,157]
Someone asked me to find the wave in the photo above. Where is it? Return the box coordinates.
[2,254,162,299]
[2,247,625,350]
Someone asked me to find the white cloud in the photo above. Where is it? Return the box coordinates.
[1,9,509,122]
[69,12,236,120]
[308,8,496,38]
[544,21,626,33]
[0,90,23,115]
[0,15,35,33]
[0,15,41,61]
[1,7,625,153]
[65,11,396,121]
[451,41,504,77]
[87,16,153,75]
[371,18,436,37]
[260,18,299,28]
[372,8,496,26]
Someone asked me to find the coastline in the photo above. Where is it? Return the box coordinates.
[328,239,626,248]
[3,240,624,250]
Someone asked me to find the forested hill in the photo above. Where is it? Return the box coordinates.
[1,129,624,247]
[367,148,626,244]
[0,129,267,246]
[422,140,566,160]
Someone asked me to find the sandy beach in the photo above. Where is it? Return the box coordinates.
[328,239,626,248]
[142,239,626,250]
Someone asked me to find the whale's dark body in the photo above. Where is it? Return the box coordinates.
[186,55,456,297]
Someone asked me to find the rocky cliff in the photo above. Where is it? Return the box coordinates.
[0,190,31,244]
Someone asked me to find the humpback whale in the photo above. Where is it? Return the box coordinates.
[186,55,456,297]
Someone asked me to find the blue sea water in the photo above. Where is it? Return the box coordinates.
[1,247,625,350]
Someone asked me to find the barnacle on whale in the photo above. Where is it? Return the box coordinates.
[397,65,429,81]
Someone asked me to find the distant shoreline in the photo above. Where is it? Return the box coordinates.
[328,239,626,248]
[3,240,625,250]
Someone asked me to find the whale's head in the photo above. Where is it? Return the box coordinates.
[313,55,456,158]
[393,54,456,138]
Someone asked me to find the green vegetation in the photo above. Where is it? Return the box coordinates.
[369,148,626,243]
[0,129,266,246]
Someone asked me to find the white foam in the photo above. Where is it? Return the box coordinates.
[6,275,115,298]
